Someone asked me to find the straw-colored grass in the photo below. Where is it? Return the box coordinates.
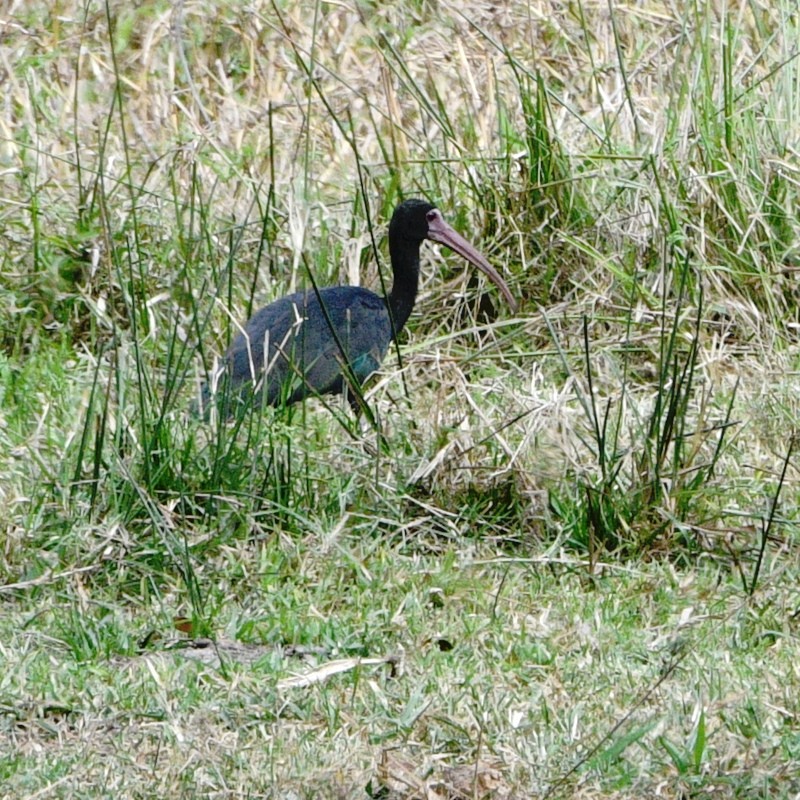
[2,0,800,797]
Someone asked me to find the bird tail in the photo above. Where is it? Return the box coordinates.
[189,381,213,420]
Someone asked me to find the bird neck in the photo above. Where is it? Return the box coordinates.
[387,239,421,334]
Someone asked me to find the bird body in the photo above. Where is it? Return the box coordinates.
[199,199,516,416]
[220,285,392,407]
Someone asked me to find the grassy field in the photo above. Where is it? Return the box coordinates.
[1,0,799,797]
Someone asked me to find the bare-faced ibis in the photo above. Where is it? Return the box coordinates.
[199,199,516,416]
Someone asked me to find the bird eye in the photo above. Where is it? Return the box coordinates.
[426,210,437,222]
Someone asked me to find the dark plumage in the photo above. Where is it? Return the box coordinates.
[198,199,516,416]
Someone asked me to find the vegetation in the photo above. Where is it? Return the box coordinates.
[1,0,799,796]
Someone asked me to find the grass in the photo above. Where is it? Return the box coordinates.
[1,0,800,797]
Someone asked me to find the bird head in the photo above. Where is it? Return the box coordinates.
[389,198,437,243]
[389,199,518,312]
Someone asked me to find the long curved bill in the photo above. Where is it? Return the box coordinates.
[426,209,518,313]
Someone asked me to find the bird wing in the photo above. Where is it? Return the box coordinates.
[222,287,392,406]
[290,288,391,400]
[225,292,304,392]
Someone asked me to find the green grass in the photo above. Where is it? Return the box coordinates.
[1,0,800,797]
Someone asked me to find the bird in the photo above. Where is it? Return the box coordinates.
[198,199,517,417]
